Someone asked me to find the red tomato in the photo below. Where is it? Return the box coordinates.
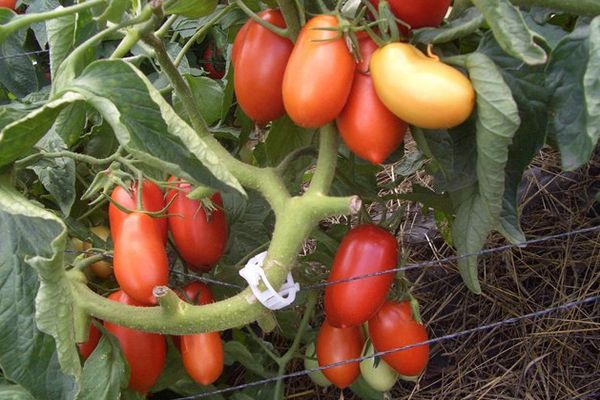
[113,213,169,305]
[166,178,227,272]
[0,0,16,10]
[336,39,407,164]
[104,290,166,394]
[177,283,224,385]
[325,224,398,328]
[316,320,363,388]
[77,321,101,360]
[233,9,293,125]
[109,180,167,244]
[282,15,356,128]
[368,300,429,377]
[202,45,225,79]
[231,20,251,66]
[369,0,451,31]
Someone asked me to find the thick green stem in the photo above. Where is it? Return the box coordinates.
[305,123,339,196]
[15,147,122,168]
[277,0,302,40]
[236,0,290,38]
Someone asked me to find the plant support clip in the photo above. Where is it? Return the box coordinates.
[239,251,299,310]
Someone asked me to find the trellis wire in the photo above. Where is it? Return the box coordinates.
[173,295,600,399]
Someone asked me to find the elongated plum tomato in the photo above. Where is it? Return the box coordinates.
[325,224,398,328]
[166,177,227,271]
[282,15,355,128]
[316,320,363,388]
[233,9,293,125]
[360,341,398,392]
[337,38,407,164]
[113,212,169,305]
[370,43,475,129]
[231,20,251,66]
[202,45,225,79]
[177,282,224,386]
[77,321,101,360]
[369,0,451,30]
[104,290,166,394]
[0,0,16,10]
[109,180,167,244]
[368,300,429,377]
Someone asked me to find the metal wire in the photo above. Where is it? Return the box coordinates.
[172,295,600,399]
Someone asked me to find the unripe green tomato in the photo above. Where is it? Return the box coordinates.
[304,342,331,387]
[360,342,398,392]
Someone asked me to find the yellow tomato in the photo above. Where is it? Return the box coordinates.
[370,42,475,129]
[72,226,113,279]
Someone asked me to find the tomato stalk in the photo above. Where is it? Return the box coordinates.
[235,0,290,39]
[277,0,303,40]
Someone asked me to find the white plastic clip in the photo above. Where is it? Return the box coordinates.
[239,251,300,310]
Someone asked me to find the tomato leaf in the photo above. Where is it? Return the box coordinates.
[173,75,224,126]
[0,178,79,399]
[451,52,520,293]
[547,17,600,171]
[163,0,217,19]
[64,59,244,195]
[470,0,547,65]
[77,332,128,400]
[0,27,39,98]
[223,341,275,379]
[412,7,484,45]
[0,379,36,400]
[264,115,316,167]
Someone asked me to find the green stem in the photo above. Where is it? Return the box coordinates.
[0,0,106,40]
[277,0,302,40]
[156,15,178,39]
[247,327,280,362]
[236,0,290,38]
[275,145,317,175]
[111,6,160,59]
[174,3,237,67]
[305,123,339,196]
[15,148,122,168]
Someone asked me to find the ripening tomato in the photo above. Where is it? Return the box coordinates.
[233,9,293,125]
[109,180,167,244]
[316,320,363,389]
[360,341,398,392]
[177,282,224,386]
[72,226,113,278]
[113,213,169,305]
[166,178,227,271]
[370,43,475,129]
[304,342,331,387]
[0,0,16,10]
[231,20,251,66]
[282,15,355,128]
[77,321,101,360]
[369,0,451,30]
[337,38,407,164]
[202,45,225,79]
[325,224,398,328]
[368,300,429,377]
[104,290,166,394]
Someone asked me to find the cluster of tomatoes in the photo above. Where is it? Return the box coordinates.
[77,179,228,394]
[232,0,474,165]
[310,225,429,391]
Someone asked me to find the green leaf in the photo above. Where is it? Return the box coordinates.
[413,7,484,44]
[223,341,274,379]
[64,59,244,194]
[0,92,82,167]
[27,0,61,48]
[164,0,217,19]
[97,0,131,24]
[451,52,520,293]
[0,380,36,400]
[264,115,316,166]
[47,13,77,78]
[0,29,39,98]
[0,179,78,399]
[471,0,547,65]
[53,102,87,147]
[395,184,453,215]
[350,376,383,400]
[150,338,186,393]
[77,331,128,400]
[29,129,76,216]
[547,18,600,170]
[173,75,224,126]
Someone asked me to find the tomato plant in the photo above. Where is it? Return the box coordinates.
[77,321,101,360]
[233,9,293,125]
[282,14,355,128]
[337,38,407,164]
[104,290,166,394]
[113,212,169,305]
[166,178,227,271]
[316,319,364,388]
[325,224,398,328]
[370,42,475,129]
[368,300,429,377]
[109,180,168,244]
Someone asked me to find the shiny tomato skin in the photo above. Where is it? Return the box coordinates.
[113,213,169,305]
[231,20,251,66]
[316,320,363,389]
[233,9,293,125]
[325,224,398,328]
[104,290,166,394]
[166,178,227,271]
[370,42,475,129]
[0,0,16,10]
[337,39,407,164]
[368,300,429,377]
[282,15,355,128]
[109,180,167,244]
[369,0,451,30]
[202,45,225,79]
[177,282,224,386]
[77,321,101,360]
